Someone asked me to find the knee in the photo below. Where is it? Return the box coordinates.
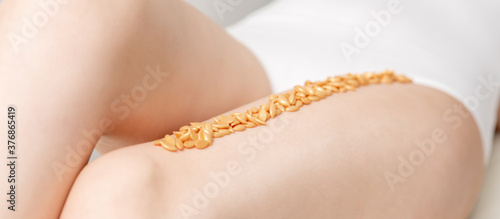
[60,147,164,218]
[3,0,147,55]
[1,0,152,99]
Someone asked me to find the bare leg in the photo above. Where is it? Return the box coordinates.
[0,0,269,218]
[61,84,484,219]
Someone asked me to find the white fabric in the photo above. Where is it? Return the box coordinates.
[227,0,500,164]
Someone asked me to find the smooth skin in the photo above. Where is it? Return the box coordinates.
[0,0,269,218]
[61,83,484,219]
[0,0,493,218]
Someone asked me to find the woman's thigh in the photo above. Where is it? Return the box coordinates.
[61,84,484,219]
[0,0,268,218]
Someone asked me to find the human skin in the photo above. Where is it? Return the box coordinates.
[0,0,492,218]
[0,0,269,218]
[61,84,484,219]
